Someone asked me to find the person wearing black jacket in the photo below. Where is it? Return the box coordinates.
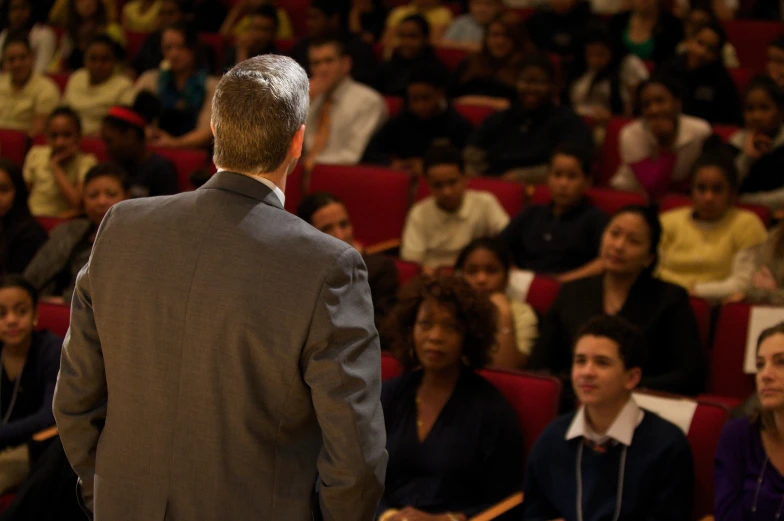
[659,20,742,125]
[609,0,684,65]
[0,159,46,276]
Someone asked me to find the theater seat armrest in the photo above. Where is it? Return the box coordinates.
[32,426,58,442]
[365,239,401,255]
[468,492,524,521]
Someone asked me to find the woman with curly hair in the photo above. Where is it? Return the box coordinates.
[378,275,524,521]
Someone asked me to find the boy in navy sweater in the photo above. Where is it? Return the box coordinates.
[523,315,694,521]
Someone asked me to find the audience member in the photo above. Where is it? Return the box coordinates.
[303,38,386,169]
[131,0,185,76]
[365,67,473,172]
[0,0,56,74]
[524,315,694,520]
[530,205,704,409]
[442,0,502,52]
[660,20,742,125]
[744,224,784,305]
[0,160,46,276]
[382,0,454,53]
[24,163,128,303]
[675,0,737,19]
[768,34,784,91]
[121,0,161,33]
[0,33,59,137]
[24,107,97,218]
[134,22,218,149]
[526,0,591,61]
[288,0,378,87]
[187,0,227,33]
[297,192,398,332]
[500,144,608,282]
[220,0,293,40]
[565,20,649,122]
[348,0,388,44]
[611,75,712,199]
[48,0,117,26]
[101,97,178,198]
[456,237,538,369]
[62,35,134,136]
[379,275,523,520]
[465,52,593,182]
[449,13,529,109]
[375,15,448,97]
[0,275,62,493]
[658,151,767,301]
[55,0,124,72]
[222,6,279,70]
[609,0,684,65]
[715,322,784,520]
[731,76,784,211]
[401,145,509,274]
[676,5,738,68]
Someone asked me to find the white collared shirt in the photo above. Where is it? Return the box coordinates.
[565,398,645,447]
[216,170,286,207]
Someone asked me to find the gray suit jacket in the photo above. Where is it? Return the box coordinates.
[53,172,388,521]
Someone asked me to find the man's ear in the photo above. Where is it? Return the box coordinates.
[289,124,305,160]
[624,367,642,391]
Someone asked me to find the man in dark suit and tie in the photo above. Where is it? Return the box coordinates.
[53,55,387,521]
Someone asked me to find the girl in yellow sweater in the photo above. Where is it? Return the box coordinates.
[658,150,768,301]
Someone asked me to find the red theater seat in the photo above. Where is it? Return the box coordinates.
[284,163,304,214]
[689,297,711,351]
[308,164,412,248]
[35,216,66,233]
[729,68,755,96]
[688,399,730,520]
[525,275,560,316]
[394,259,421,287]
[660,193,772,227]
[37,302,70,338]
[150,147,209,192]
[713,124,740,143]
[708,302,755,400]
[46,73,69,93]
[0,129,29,166]
[124,30,148,63]
[384,96,404,118]
[454,103,496,126]
[724,20,784,72]
[530,185,646,216]
[416,176,525,217]
[435,47,468,71]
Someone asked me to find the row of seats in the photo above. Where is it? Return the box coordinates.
[381,352,728,521]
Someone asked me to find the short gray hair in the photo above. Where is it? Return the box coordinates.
[212,55,309,174]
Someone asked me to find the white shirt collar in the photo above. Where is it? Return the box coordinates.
[216,170,285,207]
[565,397,644,447]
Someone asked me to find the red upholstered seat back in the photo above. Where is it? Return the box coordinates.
[0,129,29,166]
[708,302,755,400]
[37,302,71,338]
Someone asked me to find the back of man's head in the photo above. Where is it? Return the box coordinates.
[212,54,309,175]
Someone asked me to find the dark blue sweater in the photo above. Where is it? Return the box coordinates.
[523,410,694,521]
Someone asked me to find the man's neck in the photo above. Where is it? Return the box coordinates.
[584,395,631,435]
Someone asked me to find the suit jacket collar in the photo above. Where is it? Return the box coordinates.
[200,171,284,210]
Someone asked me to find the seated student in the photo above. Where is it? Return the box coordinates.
[375,15,449,97]
[296,192,398,331]
[715,321,784,521]
[0,275,62,493]
[442,0,502,52]
[768,34,784,91]
[448,13,529,110]
[54,0,125,73]
[24,163,128,304]
[24,107,97,218]
[401,145,510,274]
[0,160,46,275]
[222,6,279,70]
[499,144,608,282]
[0,32,59,137]
[62,35,134,136]
[676,5,738,68]
[131,0,185,76]
[219,0,293,41]
[379,275,524,521]
[659,20,742,125]
[525,0,591,61]
[303,38,387,169]
[530,205,704,409]
[730,76,784,211]
[610,74,712,200]
[348,0,389,44]
[0,0,56,75]
[48,0,117,27]
[134,22,219,149]
[564,19,649,127]
[121,0,162,32]
[742,224,784,305]
[382,0,454,54]
[101,97,178,198]
[455,237,538,369]
[609,0,684,65]
[524,314,694,521]
[658,151,768,301]
[288,0,379,88]
[364,67,474,173]
[465,52,593,182]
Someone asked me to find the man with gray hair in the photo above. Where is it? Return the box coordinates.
[53,55,387,521]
